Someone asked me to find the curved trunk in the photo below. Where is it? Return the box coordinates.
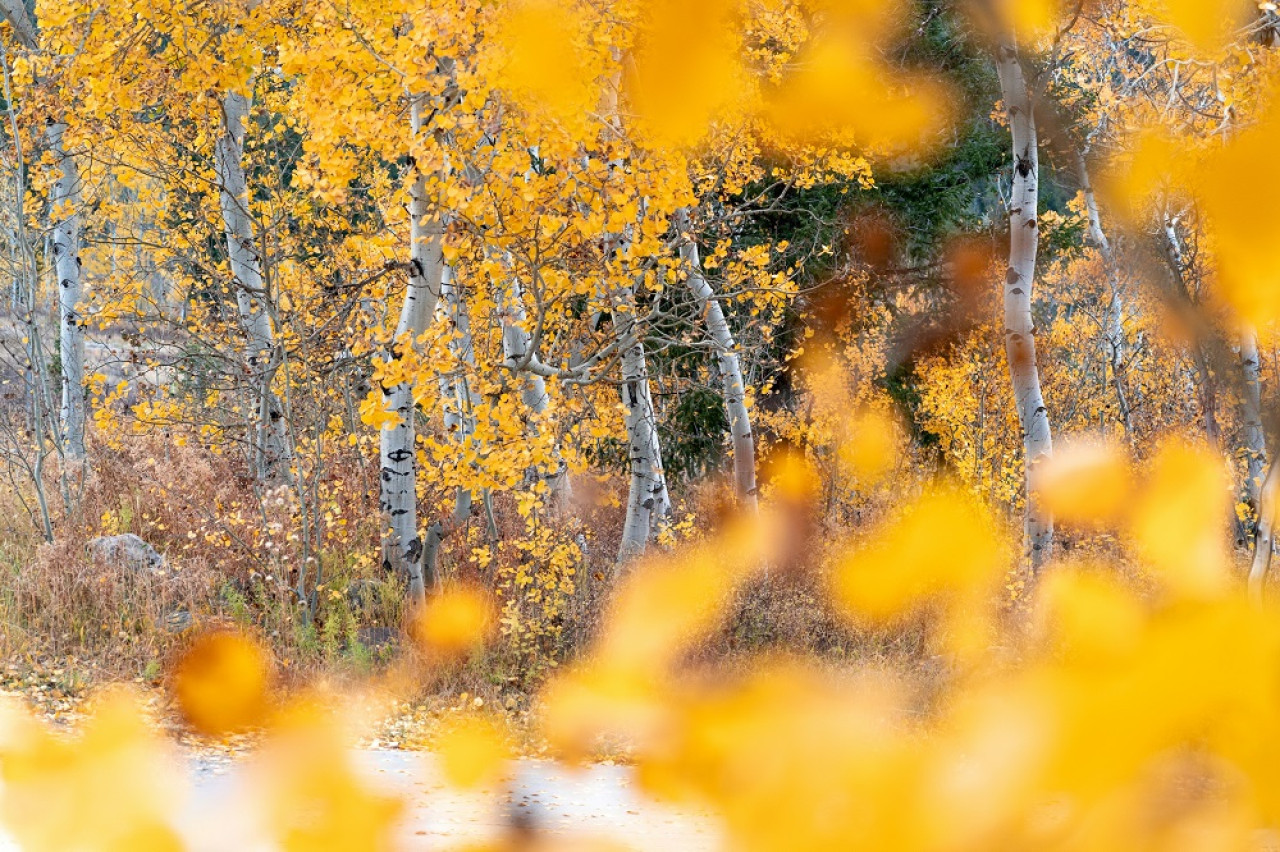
[1250,456,1280,600]
[380,97,446,604]
[616,289,671,564]
[675,209,757,511]
[500,271,571,512]
[46,121,84,461]
[214,92,289,482]
[585,144,670,563]
[995,40,1054,571]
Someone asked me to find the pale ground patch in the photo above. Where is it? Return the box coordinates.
[180,750,721,850]
[0,749,721,850]
[0,747,721,844]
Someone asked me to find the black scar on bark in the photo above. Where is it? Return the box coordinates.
[387,448,413,463]
[625,380,639,407]
[1011,287,1024,295]
[390,509,409,517]
[405,537,422,565]
[641,497,655,510]
[1005,268,1021,285]
[1016,154,1033,179]
[409,258,424,278]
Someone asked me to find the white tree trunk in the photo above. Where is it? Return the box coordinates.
[214,91,289,482]
[438,265,476,442]
[616,289,671,564]
[500,271,571,512]
[675,209,757,511]
[1250,456,1280,601]
[46,121,84,460]
[0,0,37,50]
[1241,328,1266,514]
[380,97,446,604]
[422,264,478,580]
[1076,150,1132,442]
[996,40,1054,571]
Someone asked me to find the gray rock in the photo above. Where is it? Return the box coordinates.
[87,533,166,575]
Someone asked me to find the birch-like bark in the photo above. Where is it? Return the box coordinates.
[1076,150,1132,442]
[500,272,571,511]
[438,266,476,443]
[46,121,84,460]
[1,1,84,461]
[675,209,757,510]
[1241,328,1266,515]
[1250,456,1280,600]
[584,137,671,561]
[616,288,671,564]
[995,40,1054,571]
[0,0,36,50]
[421,263,478,582]
[214,91,289,482]
[379,97,445,604]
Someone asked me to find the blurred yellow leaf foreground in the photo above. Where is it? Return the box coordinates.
[3,0,1280,850]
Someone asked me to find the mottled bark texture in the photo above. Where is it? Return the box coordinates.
[675,208,756,510]
[996,40,1054,571]
[214,92,290,482]
[380,97,446,604]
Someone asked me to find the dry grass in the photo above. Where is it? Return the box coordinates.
[0,432,1088,730]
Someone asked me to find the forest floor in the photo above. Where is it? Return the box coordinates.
[0,670,720,849]
[0,748,718,850]
[180,750,720,850]
[0,690,718,851]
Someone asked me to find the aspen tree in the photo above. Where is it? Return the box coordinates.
[0,1,85,462]
[995,36,1054,570]
[1241,328,1266,515]
[499,272,571,512]
[380,95,446,604]
[615,285,671,563]
[213,91,290,482]
[45,120,83,460]
[675,208,756,510]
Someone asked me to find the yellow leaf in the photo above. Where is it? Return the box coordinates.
[1127,440,1230,598]
[626,0,743,148]
[411,584,495,657]
[831,487,1007,624]
[1035,437,1132,525]
[172,630,272,737]
[1159,0,1250,53]
[436,716,511,790]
